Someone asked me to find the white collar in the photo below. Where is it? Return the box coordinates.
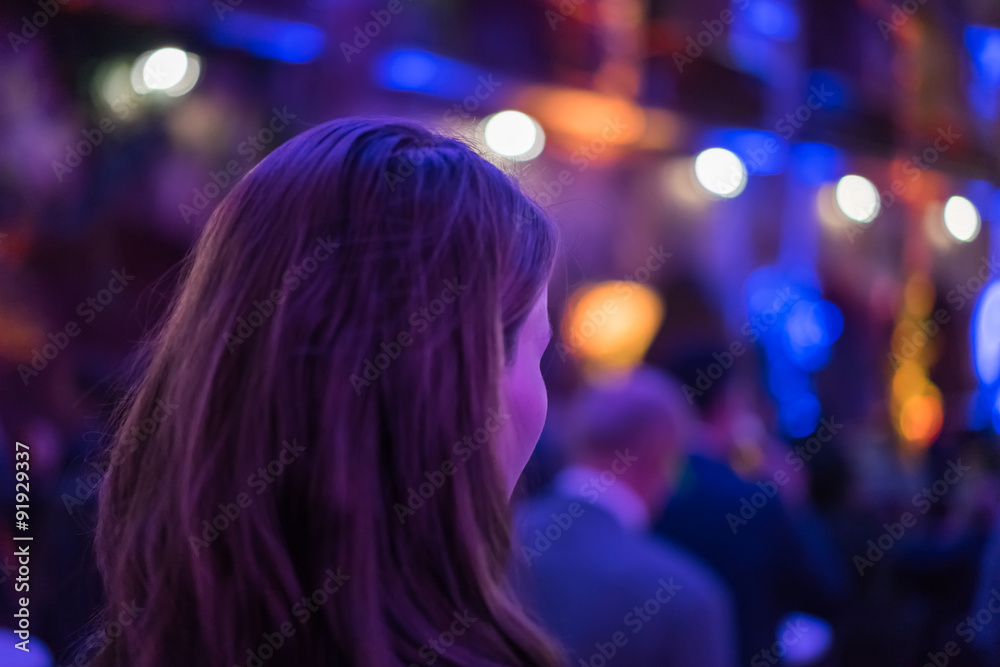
[554,465,649,533]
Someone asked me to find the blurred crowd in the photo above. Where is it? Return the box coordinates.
[4,0,1000,665]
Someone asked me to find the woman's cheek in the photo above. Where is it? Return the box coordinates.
[500,357,548,492]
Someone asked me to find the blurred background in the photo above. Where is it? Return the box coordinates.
[3,0,1000,665]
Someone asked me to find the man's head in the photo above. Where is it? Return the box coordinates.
[565,366,693,514]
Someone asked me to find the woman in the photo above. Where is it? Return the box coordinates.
[88,118,562,666]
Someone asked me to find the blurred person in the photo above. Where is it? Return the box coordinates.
[514,367,737,667]
[951,432,1000,666]
[83,118,565,666]
[970,508,1000,665]
[651,350,844,664]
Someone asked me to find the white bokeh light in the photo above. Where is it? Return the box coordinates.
[693,148,747,198]
[943,195,980,242]
[131,48,201,97]
[143,48,188,90]
[483,110,544,161]
[835,174,880,223]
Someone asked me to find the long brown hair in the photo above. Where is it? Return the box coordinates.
[89,118,562,666]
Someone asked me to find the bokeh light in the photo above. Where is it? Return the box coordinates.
[899,391,944,449]
[561,281,664,374]
[483,110,545,160]
[973,281,1000,386]
[131,48,201,97]
[693,147,747,198]
[143,48,188,90]
[780,392,822,438]
[835,174,880,223]
[943,195,981,242]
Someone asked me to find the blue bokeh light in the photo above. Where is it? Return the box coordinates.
[208,14,325,63]
[747,0,800,41]
[973,281,1000,387]
[705,128,787,175]
[965,25,1000,121]
[780,392,822,438]
[373,49,482,99]
[790,142,844,185]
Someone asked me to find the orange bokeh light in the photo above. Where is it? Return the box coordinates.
[898,391,943,450]
[561,281,664,374]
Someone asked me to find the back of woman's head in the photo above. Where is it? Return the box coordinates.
[91,118,562,666]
